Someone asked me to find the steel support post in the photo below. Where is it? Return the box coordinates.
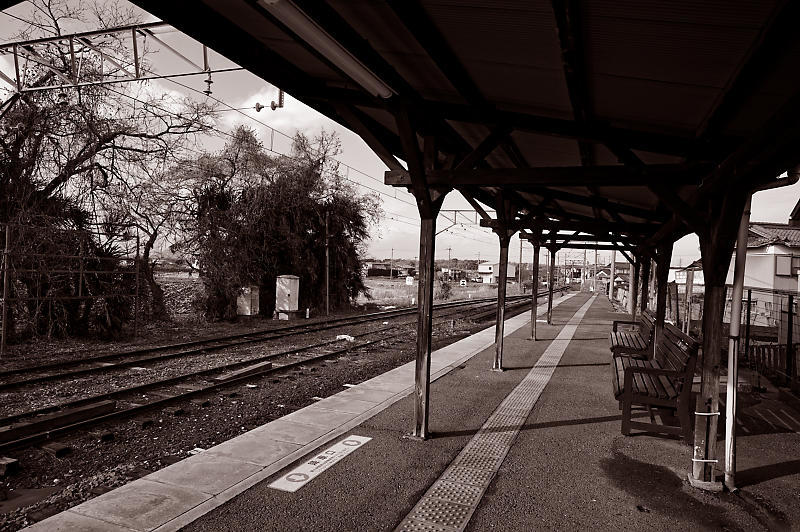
[530,241,540,340]
[493,234,511,370]
[724,195,750,491]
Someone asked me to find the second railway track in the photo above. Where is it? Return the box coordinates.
[0,294,533,392]
[0,290,560,452]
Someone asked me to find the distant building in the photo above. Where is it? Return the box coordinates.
[477,262,517,284]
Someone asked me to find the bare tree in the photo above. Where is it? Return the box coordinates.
[0,0,216,338]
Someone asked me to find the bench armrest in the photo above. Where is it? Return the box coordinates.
[612,349,649,359]
[612,319,639,332]
[624,366,683,377]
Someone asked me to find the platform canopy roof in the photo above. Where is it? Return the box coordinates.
[73,1,800,252]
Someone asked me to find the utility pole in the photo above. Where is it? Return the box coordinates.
[447,247,452,281]
[390,248,394,280]
[325,211,330,316]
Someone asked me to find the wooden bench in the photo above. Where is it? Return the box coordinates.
[611,321,699,441]
[609,310,655,358]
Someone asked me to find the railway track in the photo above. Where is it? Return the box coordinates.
[0,290,560,452]
[0,295,531,392]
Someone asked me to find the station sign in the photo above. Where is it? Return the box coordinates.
[269,435,371,492]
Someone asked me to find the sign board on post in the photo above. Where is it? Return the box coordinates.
[405,276,413,286]
[269,435,371,492]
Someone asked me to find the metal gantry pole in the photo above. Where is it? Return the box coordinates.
[724,195,751,491]
[134,234,140,338]
[325,211,330,316]
[1,225,10,358]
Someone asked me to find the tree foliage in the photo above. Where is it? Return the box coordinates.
[0,0,215,340]
[174,127,379,321]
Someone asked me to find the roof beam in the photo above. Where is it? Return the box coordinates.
[551,0,594,166]
[385,164,705,187]
[285,0,472,157]
[433,102,698,157]
[334,104,405,173]
[388,0,531,169]
[455,126,512,170]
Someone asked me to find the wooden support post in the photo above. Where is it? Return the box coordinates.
[395,114,450,440]
[685,269,695,334]
[630,259,640,320]
[654,242,673,351]
[494,234,511,370]
[640,258,651,313]
[609,250,616,300]
[724,195,751,492]
[530,240,540,340]
[547,246,557,324]
[691,192,748,488]
[414,214,439,439]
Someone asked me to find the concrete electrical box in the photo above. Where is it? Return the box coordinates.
[276,275,300,319]
[236,285,260,316]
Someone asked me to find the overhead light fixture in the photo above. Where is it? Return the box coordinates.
[259,0,395,99]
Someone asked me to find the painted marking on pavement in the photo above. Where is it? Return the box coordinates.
[780,409,800,430]
[396,295,596,532]
[269,435,371,492]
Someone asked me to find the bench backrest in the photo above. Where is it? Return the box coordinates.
[640,311,656,343]
[654,322,699,391]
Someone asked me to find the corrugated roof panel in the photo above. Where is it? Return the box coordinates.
[592,75,718,133]
[584,0,776,28]
[329,0,463,102]
[422,0,571,117]
[585,15,758,89]
[509,131,582,168]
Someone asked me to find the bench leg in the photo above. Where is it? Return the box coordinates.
[678,399,692,443]
[646,405,656,423]
[621,394,632,436]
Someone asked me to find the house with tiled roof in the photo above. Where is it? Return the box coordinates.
[725,198,800,293]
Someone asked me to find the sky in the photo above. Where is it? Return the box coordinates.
[2,0,799,268]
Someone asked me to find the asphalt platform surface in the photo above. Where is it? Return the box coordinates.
[185,293,800,531]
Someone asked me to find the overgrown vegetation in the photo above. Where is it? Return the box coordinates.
[173,127,379,321]
[0,1,381,342]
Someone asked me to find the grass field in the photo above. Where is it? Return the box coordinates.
[357,277,526,307]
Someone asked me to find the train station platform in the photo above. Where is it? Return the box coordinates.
[28,292,800,531]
